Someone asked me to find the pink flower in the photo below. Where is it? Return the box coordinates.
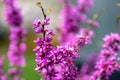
[90,33,120,80]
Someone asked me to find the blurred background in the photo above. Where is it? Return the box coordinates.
[0,0,120,80]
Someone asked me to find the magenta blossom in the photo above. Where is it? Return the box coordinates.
[103,32,120,52]
[3,0,26,79]
[77,0,94,13]
[90,33,120,80]
[33,17,79,80]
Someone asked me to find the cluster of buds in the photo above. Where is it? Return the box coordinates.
[32,2,92,80]
[3,0,27,80]
[91,33,120,80]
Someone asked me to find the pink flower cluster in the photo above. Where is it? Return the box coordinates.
[8,27,26,67]
[4,0,23,27]
[33,17,80,80]
[59,0,99,45]
[8,68,23,80]
[91,33,120,80]
[3,0,26,80]
[103,33,120,52]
